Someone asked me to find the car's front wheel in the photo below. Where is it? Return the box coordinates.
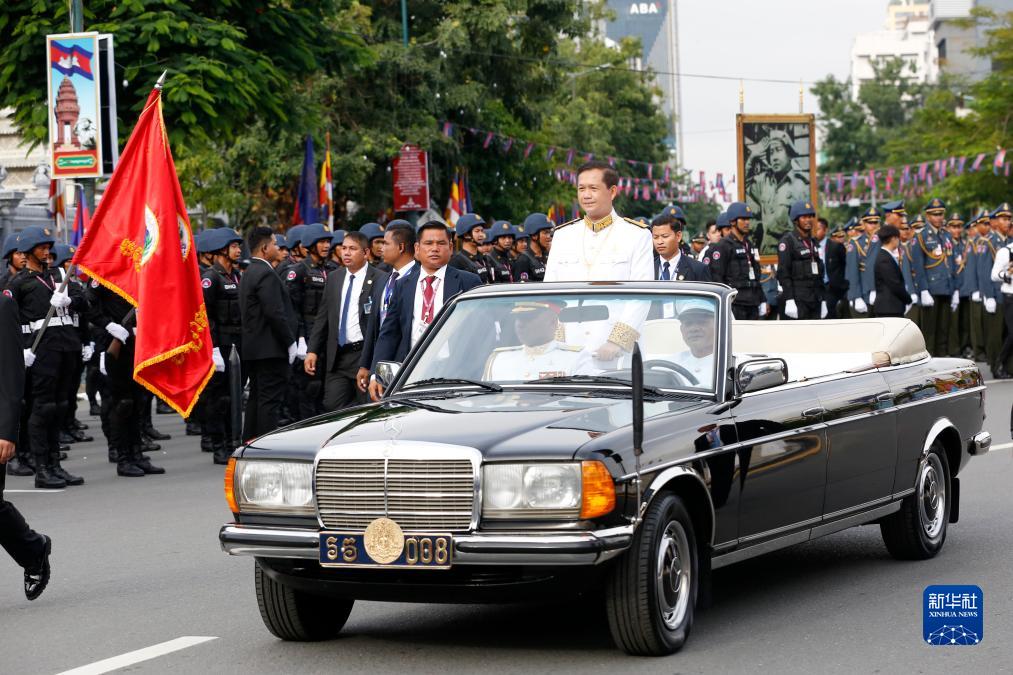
[606,492,698,655]
[880,441,950,560]
[255,561,353,641]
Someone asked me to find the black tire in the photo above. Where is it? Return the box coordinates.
[254,561,353,641]
[606,493,698,656]
[880,441,950,560]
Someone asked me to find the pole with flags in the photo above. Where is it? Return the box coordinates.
[319,132,333,229]
[292,134,318,225]
[47,178,65,243]
[71,184,90,246]
[68,70,214,417]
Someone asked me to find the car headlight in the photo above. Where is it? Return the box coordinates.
[233,460,314,514]
[482,461,614,519]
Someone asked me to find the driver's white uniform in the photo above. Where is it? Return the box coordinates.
[652,350,714,388]
[484,341,594,381]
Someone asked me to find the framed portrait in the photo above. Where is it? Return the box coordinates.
[736,114,817,258]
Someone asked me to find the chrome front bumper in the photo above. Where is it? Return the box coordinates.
[219,524,633,566]
[970,431,992,456]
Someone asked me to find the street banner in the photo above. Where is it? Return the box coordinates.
[47,32,103,178]
[72,81,214,417]
[393,144,430,212]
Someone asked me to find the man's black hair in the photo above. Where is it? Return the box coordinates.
[344,231,368,250]
[576,160,619,188]
[386,222,416,253]
[247,226,274,255]
[417,221,451,240]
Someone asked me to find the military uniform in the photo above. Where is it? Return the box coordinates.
[986,203,1013,375]
[511,248,547,282]
[707,204,764,320]
[544,209,654,283]
[911,199,954,356]
[487,221,517,284]
[201,252,243,464]
[967,212,990,361]
[845,208,881,315]
[285,251,329,420]
[484,341,592,381]
[977,223,1006,372]
[776,201,825,320]
[947,216,974,358]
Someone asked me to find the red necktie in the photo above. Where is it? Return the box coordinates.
[421,275,436,324]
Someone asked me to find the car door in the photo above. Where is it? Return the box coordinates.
[816,371,898,516]
[732,383,829,541]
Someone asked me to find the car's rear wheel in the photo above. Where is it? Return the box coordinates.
[606,493,698,655]
[254,561,353,641]
[880,441,950,560]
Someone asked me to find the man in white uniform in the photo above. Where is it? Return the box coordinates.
[485,302,593,381]
[545,160,653,369]
[650,299,716,388]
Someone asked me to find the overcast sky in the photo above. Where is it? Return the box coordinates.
[676,0,888,195]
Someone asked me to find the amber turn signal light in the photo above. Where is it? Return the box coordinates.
[224,457,239,514]
[580,460,615,519]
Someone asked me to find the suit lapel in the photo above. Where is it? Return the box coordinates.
[441,267,457,302]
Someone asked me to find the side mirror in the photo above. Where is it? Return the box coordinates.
[735,358,788,394]
[374,361,401,388]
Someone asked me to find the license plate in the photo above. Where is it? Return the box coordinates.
[319,532,453,569]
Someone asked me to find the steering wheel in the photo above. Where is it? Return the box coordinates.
[642,359,699,386]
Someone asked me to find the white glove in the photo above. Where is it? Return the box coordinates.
[82,342,94,361]
[820,301,828,319]
[920,290,934,307]
[972,291,982,302]
[49,289,72,308]
[212,347,225,372]
[853,298,868,314]
[950,290,960,312]
[784,299,798,319]
[106,322,129,342]
[910,293,919,306]
[99,351,107,376]
[23,349,35,368]
[985,297,997,314]
[758,302,768,317]
[297,336,308,360]
[869,291,877,305]
[287,341,298,365]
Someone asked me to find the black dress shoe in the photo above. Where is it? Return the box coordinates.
[51,466,84,486]
[143,426,171,441]
[34,469,66,489]
[24,535,51,601]
[6,458,35,476]
[134,455,166,474]
[89,403,102,416]
[72,419,89,430]
[69,429,94,443]
[116,461,145,477]
[140,437,161,453]
[59,431,76,445]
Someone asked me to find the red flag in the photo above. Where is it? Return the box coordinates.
[72,85,213,417]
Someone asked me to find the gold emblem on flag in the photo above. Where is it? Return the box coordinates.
[363,517,405,564]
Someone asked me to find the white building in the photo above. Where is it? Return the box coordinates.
[931,0,1013,81]
[850,15,937,99]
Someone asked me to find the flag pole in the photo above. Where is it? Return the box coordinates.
[32,71,167,355]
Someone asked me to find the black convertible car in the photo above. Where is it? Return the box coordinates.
[220,282,990,655]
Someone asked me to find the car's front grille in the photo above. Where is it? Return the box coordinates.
[316,457,476,531]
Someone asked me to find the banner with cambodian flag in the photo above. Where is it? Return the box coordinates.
[72,80,213,417]
[47,32,103,178]
[444,168,463,225]
[71,184,90,246]
[291,134,317,225]
[47,178,65,236]
[319,133,333,229]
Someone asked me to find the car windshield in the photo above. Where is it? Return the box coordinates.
[400,291,719,393]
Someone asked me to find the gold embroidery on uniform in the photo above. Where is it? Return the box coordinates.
[583,214,613,233]
[607,321,639,352]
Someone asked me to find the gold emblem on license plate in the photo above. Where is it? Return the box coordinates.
[363,517,405,564]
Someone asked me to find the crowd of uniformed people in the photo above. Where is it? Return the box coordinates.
[3,192,1012,489]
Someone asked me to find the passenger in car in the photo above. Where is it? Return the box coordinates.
[484,301,593,381]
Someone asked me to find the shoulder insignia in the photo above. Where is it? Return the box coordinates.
[490,345,522,353]
[90,279,99,288]
[622,217,649,229]
[201,277,212,289]
[711,250,720,260]
[552,218,581,233]
[778,242,787,252]
[2,289,11,298]
[286,269,297,281]
[559,343,584,352]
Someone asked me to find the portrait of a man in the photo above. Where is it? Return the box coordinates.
[737,114,816,255]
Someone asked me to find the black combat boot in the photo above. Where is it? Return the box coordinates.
[6,456,35,476]
[156,399,174,415]
[68,427,94,443]
[133,449,166,475]
[107,446,119,464]
[34,465,67,489]
[200,434,213,452]
[50,450,84,486]
[212,438,231,466]
[116,447,145,477]
[185,420,202,436]
[140,435,161,453]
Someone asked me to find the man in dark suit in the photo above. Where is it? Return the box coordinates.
[240,227,297,440]
[873,225,910,318]
[0,295,52,600]
[305,231,388,411]
[816,217,849,319]
[650,208,711,281]
[368,221,482,400]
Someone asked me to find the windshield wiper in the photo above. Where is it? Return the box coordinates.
[525,375,663,396]
[402,377,503,393]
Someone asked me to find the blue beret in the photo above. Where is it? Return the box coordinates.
[16,227,56,252]
[991,202,1011,218]
[788,199,816,221]
[882,200,906,215]
[726,202,753,221]
[522,213,552,235]
[924,197,945,213]
[455,213,486,237]
[359,222,386,240]
[286,224,309,249]
[52,243,76,266]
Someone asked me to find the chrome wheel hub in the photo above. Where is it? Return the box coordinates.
[917,454,946,540]
[655,520,691,630]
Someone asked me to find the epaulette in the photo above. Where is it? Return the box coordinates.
[623,217,649,229]
[558,343,584,352]
[552,218,581,233]
[490,345,521,353]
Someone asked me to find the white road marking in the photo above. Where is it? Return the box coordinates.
[983,378,1013,385]
[3,489,64,493]
[989,441,1013,451]
[55,636,218,675]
